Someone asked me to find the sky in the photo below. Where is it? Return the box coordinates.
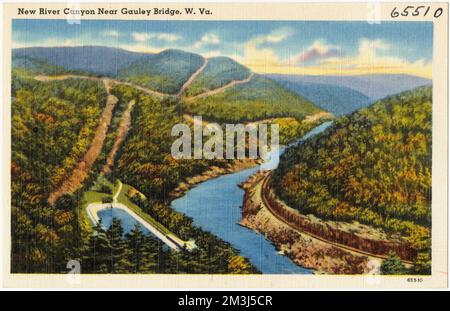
[12,20,433,78]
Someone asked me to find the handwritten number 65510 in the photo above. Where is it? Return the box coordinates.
[391,6,443,18]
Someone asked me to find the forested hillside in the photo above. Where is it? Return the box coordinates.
[13,56,74,76]
[13,46,146,76]
[110,84,228,200]
[10,68,258,274]
[11,69,106,272]
[184,56,251,97]
[12,47,326,124]
[13,47,206,94]
[272,86,432,273]
[102,85,257,273]
[117,49,205,94]
[184,75,323,123]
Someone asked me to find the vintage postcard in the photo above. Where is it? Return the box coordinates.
[2,2,448,289]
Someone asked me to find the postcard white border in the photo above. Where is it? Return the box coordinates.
[2,1,448,289]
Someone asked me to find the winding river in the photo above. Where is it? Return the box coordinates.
[171,121,332,274]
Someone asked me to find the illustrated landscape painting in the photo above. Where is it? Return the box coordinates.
[11,20,433,275]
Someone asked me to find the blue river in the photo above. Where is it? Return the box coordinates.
[171,122,332,274]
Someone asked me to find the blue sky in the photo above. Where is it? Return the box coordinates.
[12,20,433,77]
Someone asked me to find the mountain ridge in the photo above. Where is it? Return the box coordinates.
[267,73,431,100]
[13,46,326,122]
[269,78,372,116]
[13,46,432,123]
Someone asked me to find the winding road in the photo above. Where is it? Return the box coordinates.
[35,63,255,103]
[35,74,168,98]
[185,73,255,101]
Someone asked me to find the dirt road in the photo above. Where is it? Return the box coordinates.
[48,79,118,205]
[102,100,136,174]
[185,73,255,101]
[177,58,208,97]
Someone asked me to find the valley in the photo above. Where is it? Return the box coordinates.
[11,45,432,275]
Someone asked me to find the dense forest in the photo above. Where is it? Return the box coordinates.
[11,69,106,272]
[110,84,230,199]
[272,86,432,274]
[11,48,326,273]
[13,47,325,123]
[101,85,257,273]
[11,66,259,273]
[82,216,256,274]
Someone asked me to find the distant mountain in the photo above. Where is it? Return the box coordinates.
[118,49,205,94]
[267,74,431,100]
[13,46,147,76]
[184,75,324,122]
[12,46,326,122]
[269,78,371,116]
[13,47,208,94]
[12,56,72,75]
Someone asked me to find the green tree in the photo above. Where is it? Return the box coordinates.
[412,252,431,275]
[102,196,113,204]
[125,224,160,273]
[106,218,131,273]
[381,252,406,275]
[99,185,112,195]
[55,194,76,211]
[83,222,112,273]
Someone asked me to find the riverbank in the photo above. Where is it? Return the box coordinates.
[171,164,311,274]
[170,158,260,198]
[240,171,376,274]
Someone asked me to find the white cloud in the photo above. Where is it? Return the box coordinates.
[155,33,181,42]
[132,32,181,42]
[251,27,294,46]
[102,30,119,38]
[132,32,151,42]
[299,38,431,77]
[236,27,294,69]
[235,37,430,78]
[293,40,341,64]
[193,33,221,49]
[356,38,389,62]
[320,38,405,69]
